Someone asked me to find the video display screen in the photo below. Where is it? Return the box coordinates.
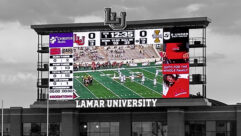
[48,28,189,100]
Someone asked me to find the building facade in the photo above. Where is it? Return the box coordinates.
[1,99,241,136]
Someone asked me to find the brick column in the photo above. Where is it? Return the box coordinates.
[237,106,241,136]
[61,110,79,136]
[10,107,22,136]
[167,108,184,136]
[119,113,132,136]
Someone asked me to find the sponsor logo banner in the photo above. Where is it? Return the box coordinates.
[162,27,189,98]
[49,89,73,100]
[49,33,73,47]
[163,28,189,43]
[50,48,61,55]
[62,48,73,55]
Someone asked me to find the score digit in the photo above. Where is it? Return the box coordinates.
[89,33,95,39]
[140,31,147,37]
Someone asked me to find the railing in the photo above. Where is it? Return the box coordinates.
[38,43,49,53]
[189,37,205,45]
[37,78,49,88]
[189,74,206,84]
[189,57,206,66]
[37,62,49,71]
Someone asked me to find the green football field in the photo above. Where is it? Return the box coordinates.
[73,66,163,99]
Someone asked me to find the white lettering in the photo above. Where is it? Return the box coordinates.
[113,100,118,107]
[152,99,157,107]
[138,99,143,107]
[80,100,86,108]
[127,99,132,107]
[122,100,127,106]
[99,100,105,108]
[76,99,158,108]
[143,99,146,107]
[146,99,151,107]
[94,100,99,108]
[132,99,137,107]
[119,100,122,107]
[86,100,93,107]
[107,100,112,107]
[76,100,80,108]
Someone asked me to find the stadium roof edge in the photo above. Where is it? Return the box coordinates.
[31,17,211,35]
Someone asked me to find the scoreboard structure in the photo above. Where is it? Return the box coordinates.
[32,9,210,108]
[0,10,236,136]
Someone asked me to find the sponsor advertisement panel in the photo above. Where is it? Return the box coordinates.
[162,27,189,98]
[49,33,73,47]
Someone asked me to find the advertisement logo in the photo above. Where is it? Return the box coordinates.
[74,34,85,45]
[62,48,73,55]
[163,28,189,42]
[49,33,73,47]
[171,32,188,38]
[163,32,170,40]
[152,30,162,43]
[50,48,61,55]
[50,37,57,44]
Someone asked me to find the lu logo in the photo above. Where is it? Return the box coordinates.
[74,34,85,45]
[104,8,127,30]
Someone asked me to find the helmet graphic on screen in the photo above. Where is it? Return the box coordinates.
[152,30,162,43]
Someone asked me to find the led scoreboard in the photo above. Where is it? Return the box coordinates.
[48,28,189,101]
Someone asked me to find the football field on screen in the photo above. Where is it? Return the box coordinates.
[73,66,163,99]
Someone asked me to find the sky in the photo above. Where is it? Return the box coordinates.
[0,0,241,108]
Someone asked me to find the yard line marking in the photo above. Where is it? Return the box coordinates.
[74,78,97,99]
[99,71,143,98]
[127,69,163,85]
[85,73,121,98]
[128,68,163,84]
[124,69,163,96]
[141,67,162,76]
